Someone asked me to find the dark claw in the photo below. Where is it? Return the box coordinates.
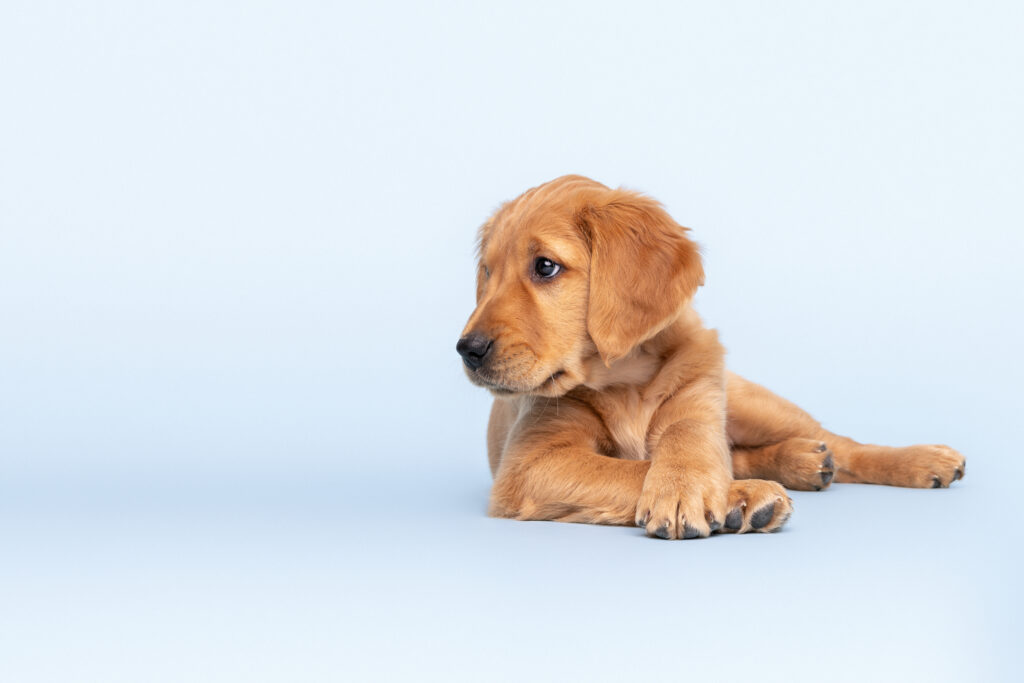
[953,468,963,481]
[749,502,776,529]
[725,508,743,530]
[815,442,828,453]
[683,522,701,539]
[931,476,942,488]
[822,454,834,469]
[636,514,649,528]
[654,522,671,539]
[821,469,834,486]
[706,514,722,532]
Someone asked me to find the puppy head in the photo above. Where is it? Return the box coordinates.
[457,175,703,397]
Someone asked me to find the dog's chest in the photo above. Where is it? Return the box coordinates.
[596,388,657,461]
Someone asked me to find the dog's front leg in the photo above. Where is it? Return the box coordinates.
[634,376,734,539]
[489,445,650,525]
[487,398,651,525]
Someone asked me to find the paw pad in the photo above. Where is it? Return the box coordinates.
[724,507,743,530]
[820,453,835,486]
[749,502,776,529]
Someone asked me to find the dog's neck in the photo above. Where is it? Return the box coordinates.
[582,349,662,391]
[581,308,705,393]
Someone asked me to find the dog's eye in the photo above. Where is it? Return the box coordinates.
[534,257,561,279]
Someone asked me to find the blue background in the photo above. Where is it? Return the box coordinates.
[2,1,1021,681]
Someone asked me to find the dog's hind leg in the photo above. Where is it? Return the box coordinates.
[732,438,836,491]
[725,371,966,489]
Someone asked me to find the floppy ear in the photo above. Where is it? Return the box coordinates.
[579,190,704,365]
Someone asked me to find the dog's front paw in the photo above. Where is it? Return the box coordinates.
[721,480,793,534]
[635,464,729,540]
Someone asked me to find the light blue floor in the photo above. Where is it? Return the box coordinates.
[1,456,1016,682]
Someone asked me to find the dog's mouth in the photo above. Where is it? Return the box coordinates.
[473,369,567,397]
[540,370,567,388]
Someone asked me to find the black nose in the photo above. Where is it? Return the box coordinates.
[456,333,493,370]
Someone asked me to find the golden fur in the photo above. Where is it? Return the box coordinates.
[458,175,965,539]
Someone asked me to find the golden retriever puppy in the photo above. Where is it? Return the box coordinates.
[457,175,965,539]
